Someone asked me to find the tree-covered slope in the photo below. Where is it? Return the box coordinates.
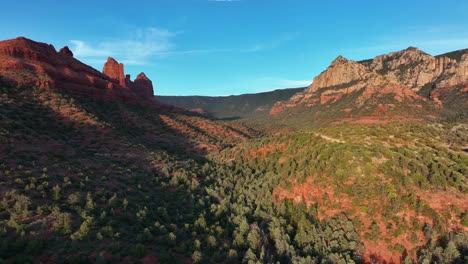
[156,87,305,119]
[0,84,254,263]
[212,123,468,263]
[4,84,466,264]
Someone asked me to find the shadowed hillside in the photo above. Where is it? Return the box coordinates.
[0,83,257,263]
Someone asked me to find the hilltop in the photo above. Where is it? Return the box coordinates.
[269,47,467,127]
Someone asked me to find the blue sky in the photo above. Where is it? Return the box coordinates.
[1,0,467,96]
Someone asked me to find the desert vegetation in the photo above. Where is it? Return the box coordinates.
[0,83,467,263]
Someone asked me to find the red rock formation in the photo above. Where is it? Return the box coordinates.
[59,46,73,57]
[271,47,468,117]
[131,72,154,97]
[125,74,132,87]
[103,57,126,87]
[102,58,154,97]
[0,37,150,103]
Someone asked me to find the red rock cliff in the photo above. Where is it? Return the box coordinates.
[0,37,155,102]
[131,72,154,97]
[103,57,126,87]
[102,57,154,97]
[271,47,468,115]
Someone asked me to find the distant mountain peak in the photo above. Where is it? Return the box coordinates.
[308,55,370,93]
[405,46,419,51]
[330,55,348,65]
[270,47,468,124]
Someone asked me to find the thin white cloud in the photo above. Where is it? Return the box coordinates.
[70,26,301,68]
[70,27,177,65]
[69,27,236,66]
[69,40,109,57]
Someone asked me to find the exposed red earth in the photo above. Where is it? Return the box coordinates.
[272,175,468,263]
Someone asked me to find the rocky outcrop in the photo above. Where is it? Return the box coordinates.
[308,56,370,92]
[59,46,73,57]
[0,37,111,91]
[125,74,132,88]
[131,72,154,97]
[365,47,460,90]
[434,53,468,89]
[103,57,126,87]
[102,58,154,97]
[271,47,468,117]
[0,37,155,102]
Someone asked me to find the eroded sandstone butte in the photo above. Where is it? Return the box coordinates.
[102,57,154,98]
[103,57,126,87]
[0,37,154,102]
[132,72,154,98]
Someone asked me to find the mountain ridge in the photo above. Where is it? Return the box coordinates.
[0,37,154,103]
[270,47,468,126]
[156,87,306,119]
